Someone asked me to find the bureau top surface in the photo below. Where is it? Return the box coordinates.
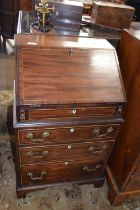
[15,35,115,49]
[15,35,126,106]
[125,29,140,40]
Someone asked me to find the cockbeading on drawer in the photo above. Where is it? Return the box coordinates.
[19,140,114,164]
[20,157,107,186]
[18,124,120,145]
[18,106,123,122]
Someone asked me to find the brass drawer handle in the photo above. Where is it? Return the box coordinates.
[26,132,33,140]
[89,144,107,154]
[42,131,50,138]
[83,164,101,172]
[26,131,49,142]
[93,127,114,138]
[26,150,48,158]
[27,171,47,180]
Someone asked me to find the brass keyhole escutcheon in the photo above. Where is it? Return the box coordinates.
[68,145,72,149]
[70,128,75,133]
[72,109,77,115]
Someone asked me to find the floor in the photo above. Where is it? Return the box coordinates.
[0,45,15,90]
[0,48,140,210]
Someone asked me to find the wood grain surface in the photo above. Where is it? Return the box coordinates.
[18,124,119,145]
[91,1,135,29]
[19,140,114,163]
[20,157,106,186]
[15,36,125,105]
[14,35,126,198]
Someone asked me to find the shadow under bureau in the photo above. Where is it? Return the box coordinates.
[13,35,126,198]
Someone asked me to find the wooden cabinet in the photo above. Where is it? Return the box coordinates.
[106,30,140,206]
[14,35,126,198]
[91,1,135,29]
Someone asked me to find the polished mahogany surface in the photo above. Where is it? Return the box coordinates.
[17,10,122,44]
[14,28,126,198]
[15,34,115,48]
[20,157,106,186]
[19,140,114,164]
[15,36,125,106]
[18,124,120,145]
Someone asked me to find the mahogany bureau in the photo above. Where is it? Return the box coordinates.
[13,35,126,198]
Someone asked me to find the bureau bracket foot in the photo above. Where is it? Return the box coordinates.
[17,189,28,199]
[93,177,105,188]
[16,184,49,199]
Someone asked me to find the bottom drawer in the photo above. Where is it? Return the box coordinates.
[20,157,106,186]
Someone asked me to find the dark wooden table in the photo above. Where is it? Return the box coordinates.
[17,11,123,48]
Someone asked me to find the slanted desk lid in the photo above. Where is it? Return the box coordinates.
[15,35,126,106]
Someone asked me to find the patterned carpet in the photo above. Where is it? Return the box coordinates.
[0,90,13,137]
[0,90,140,210]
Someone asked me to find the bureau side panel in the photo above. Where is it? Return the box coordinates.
[108,30,140,191]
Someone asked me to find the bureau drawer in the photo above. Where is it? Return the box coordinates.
[20,141,114,164]
[18,124,119,145]
[19,106,118,122]
[20,157,106,186]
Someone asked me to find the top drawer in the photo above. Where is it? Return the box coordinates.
[18,106,122,122]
